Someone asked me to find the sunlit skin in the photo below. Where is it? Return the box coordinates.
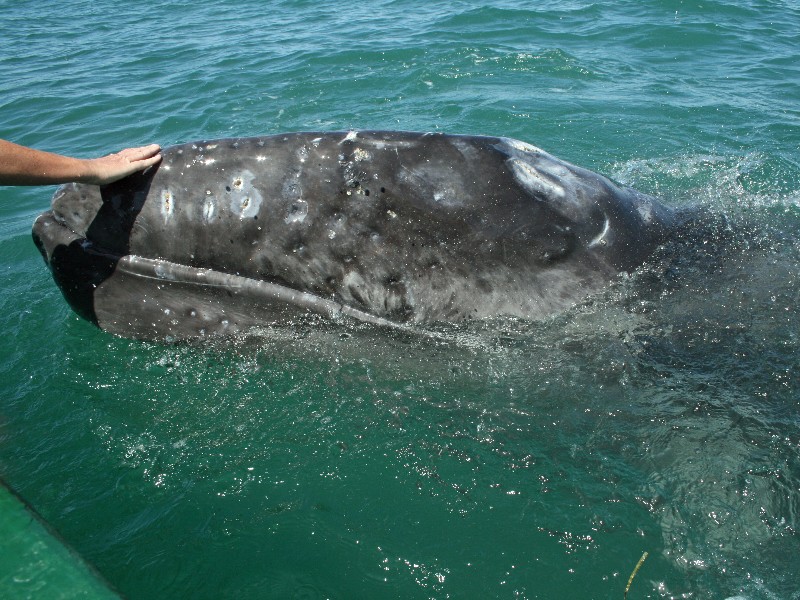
[0,139,162,186]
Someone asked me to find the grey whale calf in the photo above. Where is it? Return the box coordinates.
[32,131,680,341]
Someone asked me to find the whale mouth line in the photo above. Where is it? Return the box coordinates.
[107,254,403,335]
[32,212,400,340]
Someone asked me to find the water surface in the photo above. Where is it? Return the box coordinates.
[1,1,798,598]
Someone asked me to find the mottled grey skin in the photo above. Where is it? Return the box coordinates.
[32,131,677,341]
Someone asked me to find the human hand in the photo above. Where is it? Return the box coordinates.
[82,144,162,185]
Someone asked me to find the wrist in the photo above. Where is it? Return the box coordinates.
[74,158,99,184]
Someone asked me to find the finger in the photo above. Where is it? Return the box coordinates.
[119,144,161,160]
[135,143,161,156]
[140,153,163,167]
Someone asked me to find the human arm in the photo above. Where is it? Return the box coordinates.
[0,139,162,186]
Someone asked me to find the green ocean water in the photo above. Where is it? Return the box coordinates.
[1,0,799,598]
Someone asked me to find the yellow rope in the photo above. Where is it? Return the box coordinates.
[623,551,649,600]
